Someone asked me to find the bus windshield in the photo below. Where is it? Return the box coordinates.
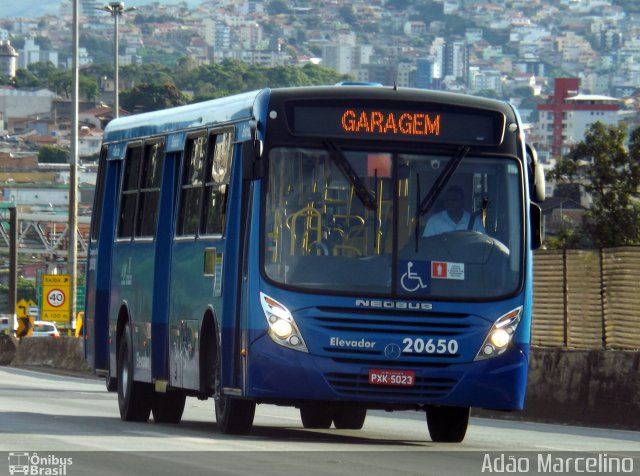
[263,145,523,299]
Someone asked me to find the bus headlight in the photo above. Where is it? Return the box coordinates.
[260,292,308,353]
[475,307,522,361]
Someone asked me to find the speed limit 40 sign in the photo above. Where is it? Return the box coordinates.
[42,274,70,324]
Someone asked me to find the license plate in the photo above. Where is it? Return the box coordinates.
[368,368,416,387]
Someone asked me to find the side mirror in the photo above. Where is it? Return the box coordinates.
[526,143,545,202]
[530,203,543,250]
[534,162,546,202]
[242,139,264,180]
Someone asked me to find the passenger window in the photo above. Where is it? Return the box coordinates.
[90,147,108,241]
[136,141,164,237]
[117,140,165,240]
[202,131,233,235]
[177,134,207,236]
[117,145,142,239]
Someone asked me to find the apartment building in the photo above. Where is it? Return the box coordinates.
[537,78,619,157]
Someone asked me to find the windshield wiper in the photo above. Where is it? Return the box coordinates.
[413,145,470,251]
[419,145,470,216]
[324,140,376,210]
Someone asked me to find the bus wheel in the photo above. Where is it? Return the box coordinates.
[106,376,117,392]
[332,405,367,430]
[152,391,186,423]
[300,404,333,429]
[117,323,152,422]
[215,395,256,435]
[426,405,470,443]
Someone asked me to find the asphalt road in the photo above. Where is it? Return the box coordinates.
[0,367,638,476]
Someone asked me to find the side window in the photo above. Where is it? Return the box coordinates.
[117,139,165,240]
[117,144,142,239]
[137,141,164,237]
[90,146,108,241]
[177,134,207,236]
[202,131,233,235]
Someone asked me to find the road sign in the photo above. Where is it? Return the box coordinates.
[76,286,85,311]
[16,299,37,319]
[16,316,34,337]
[41,274,70,324]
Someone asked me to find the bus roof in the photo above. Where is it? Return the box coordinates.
[102,85,516,144]
[102,89,264,143]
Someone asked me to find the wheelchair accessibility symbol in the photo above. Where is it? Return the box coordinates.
[399,260,430,293]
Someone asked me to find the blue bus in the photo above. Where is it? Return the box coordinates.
[85,85,545,442]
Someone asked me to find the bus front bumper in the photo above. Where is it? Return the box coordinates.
[247,336,528,411]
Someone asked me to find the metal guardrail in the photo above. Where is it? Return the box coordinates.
[532,247,640,350]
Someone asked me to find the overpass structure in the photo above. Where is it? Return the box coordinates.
[0,212,91,259]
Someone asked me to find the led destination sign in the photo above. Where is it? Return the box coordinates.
[291,105,505,146]
[342,109,441,137]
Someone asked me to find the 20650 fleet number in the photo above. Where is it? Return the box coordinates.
[402,337,459,355]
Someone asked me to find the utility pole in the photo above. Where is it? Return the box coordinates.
[69,0,79,332]
[102,2,137,118]
[9,206,17,343]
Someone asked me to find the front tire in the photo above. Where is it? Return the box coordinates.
[117,323,152,422]
[426,405,470,443]
[300,404,333,429]
[152,391,186,423]
[215,395,256,435]
[332,405,367,430]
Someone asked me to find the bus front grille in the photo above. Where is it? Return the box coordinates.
[325,372,457,399]
[307,308,486,363]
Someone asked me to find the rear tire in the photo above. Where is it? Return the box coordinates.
[215,395,256,434]
[332,405,367,430]
[152,391,186,423]
[117,323,152,422]
[426,405,470,443]
[300,404,333,429]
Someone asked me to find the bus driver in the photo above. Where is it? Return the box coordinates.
[423,185,486,237]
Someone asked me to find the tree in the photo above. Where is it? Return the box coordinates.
[338,5,358,27]
[267,0,290,15]
[551,122,640,248]
[39,145,70,164]
[0,277,37,312]
[48,70,100,101]
[14,68,42,88]
[120,82,189,113]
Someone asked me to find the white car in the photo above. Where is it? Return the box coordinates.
[30,321,60,338]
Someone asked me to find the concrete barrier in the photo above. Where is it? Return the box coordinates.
[475,347,640,431]
[0,335,17,365]
[10,336,90,372]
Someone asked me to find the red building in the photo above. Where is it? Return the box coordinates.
[537,78,619,157]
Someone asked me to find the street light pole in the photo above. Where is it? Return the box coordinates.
[102,2,136,119]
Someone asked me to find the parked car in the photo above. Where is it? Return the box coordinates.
[30,321,60,338]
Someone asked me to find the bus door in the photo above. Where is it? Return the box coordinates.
[85,145,119,374]
[169,128,234,391]
[111,140,165,384]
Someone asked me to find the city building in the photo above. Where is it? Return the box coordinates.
[0,41,18,79]
[537,78,619,157]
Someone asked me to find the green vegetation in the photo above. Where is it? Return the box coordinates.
[548,122,640,248]
[0,277,38,312]
[5,58,349,114]
[120,82,189,113]
[612,0,640,14]
[38,145,70,164]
